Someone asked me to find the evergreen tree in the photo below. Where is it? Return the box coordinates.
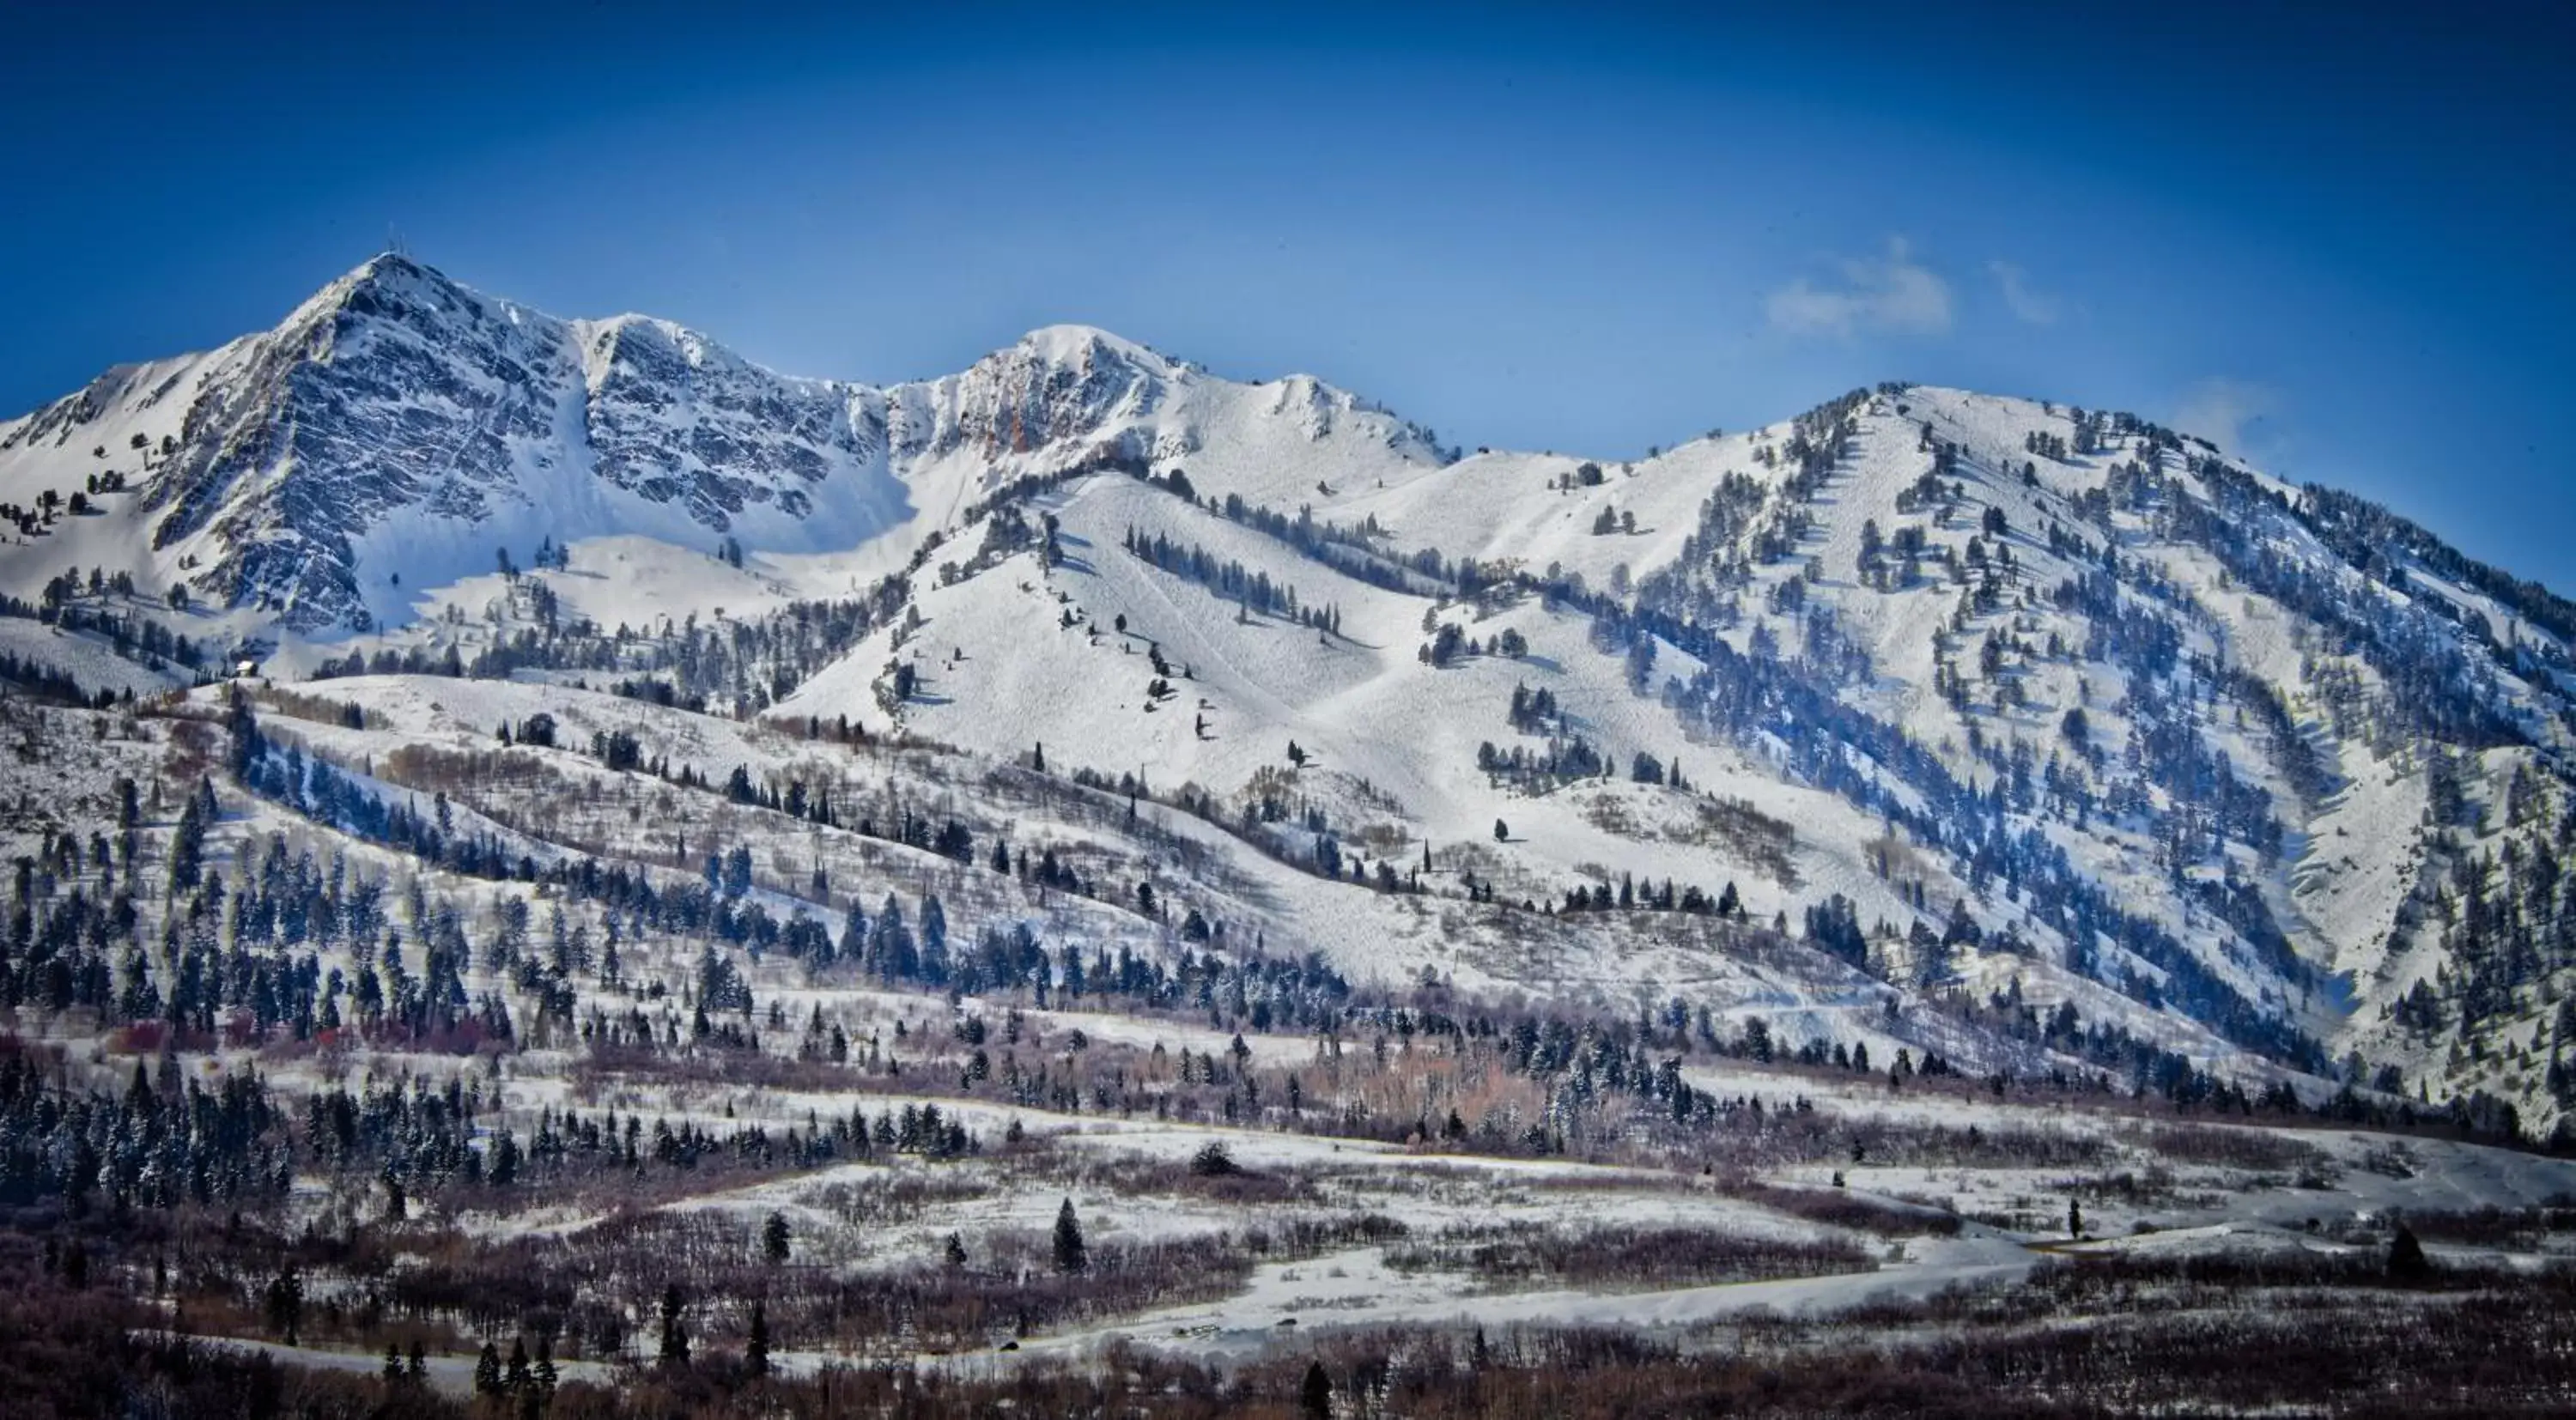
[657,1283,690,1368]
[168,786,206,897]
[1301,1360,1334,1419]
[1053,1197,1088,1273]
[2389,1223,2432,1282]
[264,1261,303,1344]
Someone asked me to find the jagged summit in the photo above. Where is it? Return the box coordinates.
[286,250,448,319]
[0,260,1453,632]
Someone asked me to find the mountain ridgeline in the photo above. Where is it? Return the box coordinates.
[5,255,2575,1136]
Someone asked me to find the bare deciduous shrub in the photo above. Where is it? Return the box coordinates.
[1727,1180,1965,1237]
[1385,1223,1870,1290]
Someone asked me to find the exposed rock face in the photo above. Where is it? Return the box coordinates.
[576,313,882,530]
[893,325,1173,467]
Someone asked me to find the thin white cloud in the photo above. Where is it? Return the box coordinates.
[2172,378,2278,454]
[1986,259,2061,325]
[1766,236,1953,338]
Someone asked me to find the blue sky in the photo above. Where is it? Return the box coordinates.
[5,2,2570,586]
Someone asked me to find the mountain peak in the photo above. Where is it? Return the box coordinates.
[1011,324,1175,373]
[260,252,498,361]
[301,251,459,314]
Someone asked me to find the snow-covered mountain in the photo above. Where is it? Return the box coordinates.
[0,256,1441,636]
[0,257,907,632]
[8,256,2575,1135]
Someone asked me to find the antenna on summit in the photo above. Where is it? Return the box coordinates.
[386,224,406,258]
